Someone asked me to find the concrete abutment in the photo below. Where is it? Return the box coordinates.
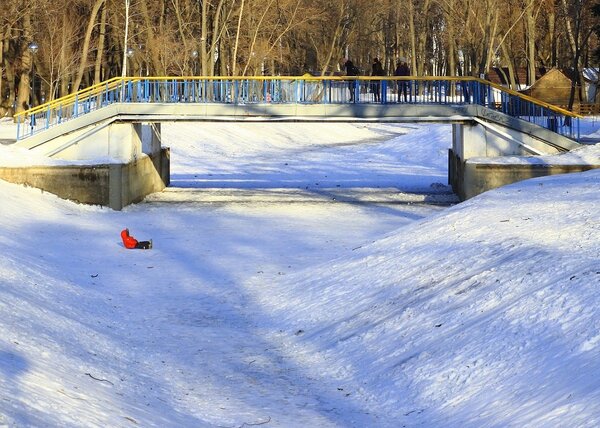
[449,121,598,200]
[0,122,170,210]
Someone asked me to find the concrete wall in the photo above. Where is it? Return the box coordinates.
[448,149,599,200]
[449,121,596,200]
[109,147,170,209]
[462,162,598,200]
[452,121,564,159]
[0,121,169,210]
[21,120,162,162]
[0,164,111,204]
[0,148,170,210]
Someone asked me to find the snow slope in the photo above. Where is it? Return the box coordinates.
[250,169,600,427]
[0,120,599,427]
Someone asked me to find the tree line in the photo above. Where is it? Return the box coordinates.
[1,0,599,116]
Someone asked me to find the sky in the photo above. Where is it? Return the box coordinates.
[0,117,599,427]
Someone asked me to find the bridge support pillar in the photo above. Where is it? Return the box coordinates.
[451,121,527,199]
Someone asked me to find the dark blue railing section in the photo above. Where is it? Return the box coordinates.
[15,77,580,141]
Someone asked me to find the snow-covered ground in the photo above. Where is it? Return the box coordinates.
[0,118,599,427]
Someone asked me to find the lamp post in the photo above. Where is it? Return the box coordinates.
[126,47,135,75]
[28,42,39,107]
[191,50,198,75]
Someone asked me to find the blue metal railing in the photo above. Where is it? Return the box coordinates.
[15,76,581,141]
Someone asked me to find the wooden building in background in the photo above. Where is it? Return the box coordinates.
[520,68,574,106]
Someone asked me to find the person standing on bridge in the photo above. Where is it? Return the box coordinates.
[344,58,360,102]
[371,58,386,102]
[394,58,410,102]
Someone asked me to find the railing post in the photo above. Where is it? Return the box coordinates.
[263,79,268,102]
[103,82,108,106]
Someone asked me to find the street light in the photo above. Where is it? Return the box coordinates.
[191,50,198,75]
[28,42,38,107]
[125,47,135,76]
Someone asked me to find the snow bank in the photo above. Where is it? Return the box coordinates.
[250,169,600,426]
[0,117,599,426]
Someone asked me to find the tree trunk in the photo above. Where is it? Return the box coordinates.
[173,0,189,59]
[500,43,518,89]
[139,0,164,75]
[201,0,209,75]
[94,3,107,84]
[241,0,277,76]
[0,38,3,112]
[408,0,417,76]
[548,4,556,66]
[415,0,431,77]
[321,24,343,76]
[525,0,536,85]
[232,0,245,75]
[446,0,456,77]
[209,0,230,76]
[560,0,589,110]
[59,12,70,98]
[15,12,33,114]
[482,11,499,77]
[72,0,105,92]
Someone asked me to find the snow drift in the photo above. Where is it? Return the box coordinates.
[0,121,599,427]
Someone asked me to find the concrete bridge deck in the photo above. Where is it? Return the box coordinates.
[15,102,581,157]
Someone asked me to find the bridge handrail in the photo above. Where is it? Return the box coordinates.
[472,77,581,117]
[14,76,581,141]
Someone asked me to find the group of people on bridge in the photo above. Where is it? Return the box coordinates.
[343,57,410,103]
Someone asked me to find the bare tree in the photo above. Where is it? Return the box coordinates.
[71,0,106,91]
[2,0,600,115]
[560,0,598,109]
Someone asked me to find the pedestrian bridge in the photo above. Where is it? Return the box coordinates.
[15,76,580,149]
[8,76,586,208]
